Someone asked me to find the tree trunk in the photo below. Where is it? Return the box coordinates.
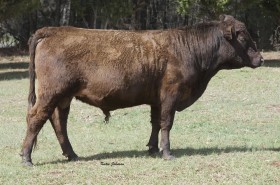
[133,0,149,30]
[150,0,158,29]
[162,0,168,29]
[183,13,188,26]
[54,0,61,26]
[93,9,97,29]
[29,11,37,34]
[60,0,71,26]
[139,0,149,30]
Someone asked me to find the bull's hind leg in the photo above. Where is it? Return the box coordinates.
[147,106,161,155]
[49,101,78,161]
[102,109,111,123]
[22,98,56,166]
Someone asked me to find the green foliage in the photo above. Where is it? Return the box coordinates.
[177,0,192,15]
[0,33,19,47]
[260,0,280,20]
[177,0,230,17]
[200,0,231,17]
[98,0,132,21]
[0,0,279,49]
[0,0,39,21]
[71,0,132,24]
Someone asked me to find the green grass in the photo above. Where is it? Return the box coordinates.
[0,57,280,184]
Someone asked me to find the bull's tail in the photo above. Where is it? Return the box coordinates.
[27,32,45,149]
[28,35,37,111]
[28,30,50,109]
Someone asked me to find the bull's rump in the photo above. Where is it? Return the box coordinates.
[34,27,168,110]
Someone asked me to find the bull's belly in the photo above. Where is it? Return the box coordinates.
[74,87,153,111]
[75,95,149,110]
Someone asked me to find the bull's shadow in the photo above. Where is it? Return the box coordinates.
[0,62,29,80]
[0,62,29,70]
[81,146,280,160]
[0,70,29,80]
[36,146,280,166]
[263,59,280,67]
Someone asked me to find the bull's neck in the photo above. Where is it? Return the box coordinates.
[185,31,222,107]
[167,28,222,83]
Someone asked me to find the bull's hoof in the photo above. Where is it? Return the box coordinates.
[22,161,33,167]
[21,155,33,167]
[148,147,160,155]
[67,154,79,162]
[162,152,175,160]
[68,156,79,162]
[63,152,78,161]
[22,158,33,167]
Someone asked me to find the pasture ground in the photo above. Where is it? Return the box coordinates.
[0,52,279,184]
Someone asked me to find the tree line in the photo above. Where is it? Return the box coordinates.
[0,0,279,50]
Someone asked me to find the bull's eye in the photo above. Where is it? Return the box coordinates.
[237,34,248,49]
[238,36,246,43]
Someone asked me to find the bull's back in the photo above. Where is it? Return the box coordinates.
[34,27,168,109]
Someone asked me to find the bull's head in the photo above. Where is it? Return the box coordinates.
[219,14,264,69]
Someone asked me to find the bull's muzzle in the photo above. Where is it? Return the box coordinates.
[251,55,264,68]
[260,57,265,66]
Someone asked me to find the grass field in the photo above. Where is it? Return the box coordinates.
[0,53,280,184]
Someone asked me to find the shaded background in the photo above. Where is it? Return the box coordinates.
[0,0,279,50]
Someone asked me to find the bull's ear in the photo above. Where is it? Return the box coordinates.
[224,24,235,40]
[219,14,226,21]
[219,14,236,40]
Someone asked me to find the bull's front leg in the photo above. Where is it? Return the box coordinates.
[157,66,181,160]
[159,81,178,160]
[160,99,176,160]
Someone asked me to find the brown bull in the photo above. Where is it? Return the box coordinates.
[21,15,264,166]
